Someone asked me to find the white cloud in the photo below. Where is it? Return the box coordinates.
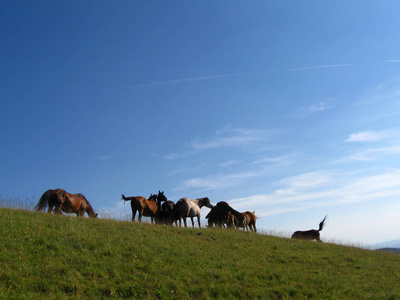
[173,170,259,192]
[188,127,274,151]
[227,169,400,218]
[165,126,275,160]
[346,131,392,142]
[278,171,331,190]
[252,153,302,165]
[308,102,333,112]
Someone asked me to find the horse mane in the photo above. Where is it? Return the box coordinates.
[77,193,95,212]
[148,194,157,202]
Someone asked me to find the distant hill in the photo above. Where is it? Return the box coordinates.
[372,239,400,250]
[375,248,400,255]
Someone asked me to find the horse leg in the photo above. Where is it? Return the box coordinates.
[55,203,63,215]
[138,210,143,222]
[197,216,201,228]
[190,217,195,228]
[183,217,187,227]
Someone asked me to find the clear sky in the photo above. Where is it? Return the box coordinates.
[1,1,400,246]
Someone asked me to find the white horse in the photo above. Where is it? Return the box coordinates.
[175,197,214,228]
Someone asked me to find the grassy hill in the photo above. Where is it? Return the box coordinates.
[1,208,400,299]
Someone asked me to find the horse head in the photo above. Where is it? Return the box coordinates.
[157,191,168,202]
[201,197,214,209]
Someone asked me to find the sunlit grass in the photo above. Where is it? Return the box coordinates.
[1,206,400,299]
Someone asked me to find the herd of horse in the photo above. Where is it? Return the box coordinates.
[35,188,327,241]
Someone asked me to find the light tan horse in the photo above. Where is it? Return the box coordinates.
[175,197,214,228]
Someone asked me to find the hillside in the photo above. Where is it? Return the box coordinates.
[1,208,400,299]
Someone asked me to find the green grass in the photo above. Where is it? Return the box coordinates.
[1,208,400,299]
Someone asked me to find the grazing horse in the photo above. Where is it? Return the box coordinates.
[206,201,231,228]
[291,215,327,242]
[206,201,247,229]
[35,188,98,218]
[175,197,214,228]
[121,194,159,223]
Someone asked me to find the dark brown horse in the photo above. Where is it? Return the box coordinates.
[35,189,98,218]
[155,191,179,225]
[121,194,159,223]
[291,215,327,242]
[206,201,246,229]
[206,201,231,228]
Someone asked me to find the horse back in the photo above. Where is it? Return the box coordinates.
[291,229,320,241]
[61,192,84,213]
[177,198,192,216]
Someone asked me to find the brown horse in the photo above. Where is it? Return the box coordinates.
[223,211,257,232]
[206,201,231,228]
[206,201,246,229]
[121,194,159,223]
[155,191,179,225]
[35,189,98,218]
[244,211,257,233]
[291,215,327,242]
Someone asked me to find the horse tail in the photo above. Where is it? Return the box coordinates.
[121,194,131,202]
[35,190,52,211]
[318,215,327,232]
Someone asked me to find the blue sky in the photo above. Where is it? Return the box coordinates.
[1,1,400,245]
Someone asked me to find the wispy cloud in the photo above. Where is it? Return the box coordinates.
[308,102,333,113]
[289,100,335,118]
[188,127,274,151]
[166,127,274,160]
[125,72,269,89]
[290,64,352,71]
[228,169,400,218]
[218,160,241,168]
[278,171,331,190]
[345,131,393,142]
[342,144,400,162]
[173,170,259,192]
[252,153,302,166]
[386,60,400,63]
